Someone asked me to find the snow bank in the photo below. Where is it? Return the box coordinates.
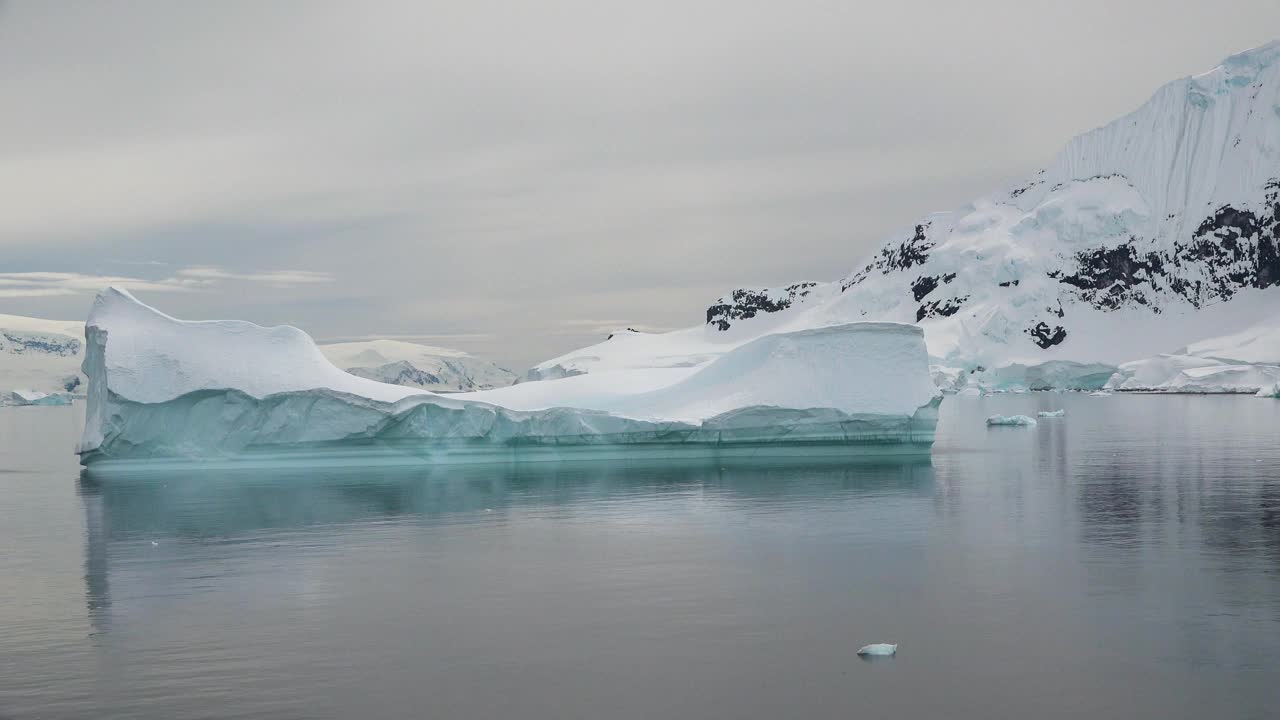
[78,289,941,468]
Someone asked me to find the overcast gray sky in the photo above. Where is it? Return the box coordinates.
[2,1,1278,369]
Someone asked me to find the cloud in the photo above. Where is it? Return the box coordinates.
[0,272,198,295]
[0,267,333,298]
[175,267,334,286]
[318,333,497,344]
[0,287,78,298]
[555,319,675,336]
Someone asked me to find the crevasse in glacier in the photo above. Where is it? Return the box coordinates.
[77,288,941,469]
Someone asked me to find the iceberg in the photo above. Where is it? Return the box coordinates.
[78,289,942,469]
[857,643,898,656]
[986,414,1037,427]
[4,389,73,406]
[1037,409,1065,418]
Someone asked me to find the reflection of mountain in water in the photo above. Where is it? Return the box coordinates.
[78,458,936,635]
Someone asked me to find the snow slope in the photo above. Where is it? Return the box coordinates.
[79,289,939,468]
[0,313,86,398]
[527,41,1280,390]
[320,339,515,392]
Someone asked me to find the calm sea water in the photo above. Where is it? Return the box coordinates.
[2,395,1279,719]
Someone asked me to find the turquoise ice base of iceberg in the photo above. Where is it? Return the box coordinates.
[78,289,942,469]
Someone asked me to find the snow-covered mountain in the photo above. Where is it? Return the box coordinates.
[529,41,1280,391]
[319,339,515,392]
[0,313,86,397]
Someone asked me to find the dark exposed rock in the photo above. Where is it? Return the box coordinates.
[911,272,957,301]
[916,295,967,322]
[843,223,935,291]
[1027,323,1068,348]
[1051,179,1280,311]
[706,282,818,331]
[998,279,1019,287]
[911,276,939,302]
[2,332,81,357]
[1049,240,1166,310]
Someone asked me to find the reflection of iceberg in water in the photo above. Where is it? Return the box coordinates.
[81,479,111,636]
[77,458,936,635]
[78,288,941,469]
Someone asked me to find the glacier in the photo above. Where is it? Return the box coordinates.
[77,288,941,469]
[524,41,1280,394]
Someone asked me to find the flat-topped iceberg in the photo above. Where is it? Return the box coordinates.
[78,289,941,469]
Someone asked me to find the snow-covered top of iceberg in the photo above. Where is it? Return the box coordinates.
[85,287,429,405]
[476,323,938,423]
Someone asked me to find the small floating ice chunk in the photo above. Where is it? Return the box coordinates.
[986,414,1037,427]
[857,643,898,656]
[1037,409,1065,418]
[1088,390,1111,397]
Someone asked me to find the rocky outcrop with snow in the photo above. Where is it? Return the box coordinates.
[320,339,514,392]
[78,289,940,468]
[527,41,1280,392]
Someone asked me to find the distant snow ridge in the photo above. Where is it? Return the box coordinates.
[320,339,515,392]
[526,41,1280,393]
[0,314,86,399]
[78,288,940,468]
[1105,318,1280,393]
